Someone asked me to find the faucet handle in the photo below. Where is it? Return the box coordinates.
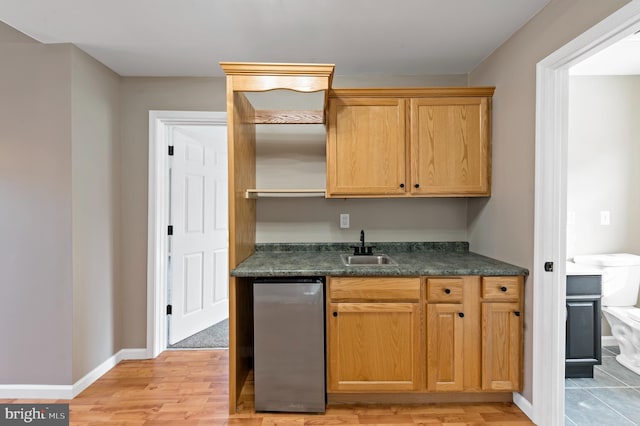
[366,245,376,255]
[351,246,362,255]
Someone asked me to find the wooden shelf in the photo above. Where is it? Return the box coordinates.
[253,110,324,124]
[245,189,326,199]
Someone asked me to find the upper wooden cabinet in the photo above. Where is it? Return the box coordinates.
[410,97,490,195]
[326,88,494,198]
[327,97,407,196]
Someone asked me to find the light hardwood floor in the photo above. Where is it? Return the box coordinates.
[0,350,534,425]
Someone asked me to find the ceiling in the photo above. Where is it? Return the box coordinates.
[0,0,552,77]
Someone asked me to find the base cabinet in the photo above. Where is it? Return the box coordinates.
[327,277,422,392]
[481,277,523,391]
[425,277,474,392]
[327,275,524,395]
[426,303,465,391]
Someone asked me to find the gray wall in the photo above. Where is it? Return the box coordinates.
[0,22,122,385]
[567,75,640,259]
[0,35,74,384]
[71,48,122,382]
[467,0,630,403]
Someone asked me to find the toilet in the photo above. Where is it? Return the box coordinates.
[573,253,640,375]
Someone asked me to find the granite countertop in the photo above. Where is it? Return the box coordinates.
[230,242,529,277]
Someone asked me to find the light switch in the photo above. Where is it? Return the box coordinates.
[340,213,350,229]
[600,210,611,226]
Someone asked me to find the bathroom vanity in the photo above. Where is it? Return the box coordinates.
[565,263,603,378]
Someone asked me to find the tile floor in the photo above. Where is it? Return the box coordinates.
[565,346,640,425]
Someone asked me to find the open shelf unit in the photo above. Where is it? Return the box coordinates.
[220,62,335,414]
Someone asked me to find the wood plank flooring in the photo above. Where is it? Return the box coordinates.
[0,350,534,425]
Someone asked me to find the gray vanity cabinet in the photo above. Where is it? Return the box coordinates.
[565,274,602,378]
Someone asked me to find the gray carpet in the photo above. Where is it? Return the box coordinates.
[168,318,229,349]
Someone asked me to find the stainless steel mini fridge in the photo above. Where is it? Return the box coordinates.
[253,277,325,413]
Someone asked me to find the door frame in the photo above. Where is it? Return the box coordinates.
[532,2,640,424]
[146,110,227,358]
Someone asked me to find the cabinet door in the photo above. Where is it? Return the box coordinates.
[566,298,602,364]
[426,303,464,391]
[327,98,407,196]
[481,302,522,391]
[328,302,421,391]
[410,97,490,196]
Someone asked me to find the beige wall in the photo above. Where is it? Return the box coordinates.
[118,74,469,347]
[0,20,36,43]
[119,77,228,347]
[71,47,122,381]
[0,40,74,384]
[467,0,631,403]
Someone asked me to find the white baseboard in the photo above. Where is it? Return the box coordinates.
[0,348,148,400]
[513,392,534,424]
[0,384,74,400]
[602,336,617,347]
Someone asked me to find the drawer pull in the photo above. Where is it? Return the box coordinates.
[500,286,508,292]
[444,288,451,294]
[514,311,521,317]
[332,311,338,317]
[458,312,464,318]
[400,183,405,188]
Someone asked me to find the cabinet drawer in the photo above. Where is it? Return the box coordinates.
[482,277,522,301]
[329,277,420,301]
[567,275,602,297]
[426,277,464,302]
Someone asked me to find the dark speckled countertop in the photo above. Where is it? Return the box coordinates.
[230,242,528,277]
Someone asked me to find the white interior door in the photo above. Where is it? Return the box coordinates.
[169,124,228,345]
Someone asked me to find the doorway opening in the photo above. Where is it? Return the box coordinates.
[533,2,640,425]
[147,111,228,358]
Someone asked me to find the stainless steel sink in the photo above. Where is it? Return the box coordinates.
[340,253,397,266]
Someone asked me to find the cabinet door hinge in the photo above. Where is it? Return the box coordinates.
[168,145,174,156]
[544,261,554,272]
[166,304,172,315]
[168,225,173,235]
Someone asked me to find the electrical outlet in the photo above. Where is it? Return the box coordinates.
[340,213,350,229]
[600,210,611,226]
